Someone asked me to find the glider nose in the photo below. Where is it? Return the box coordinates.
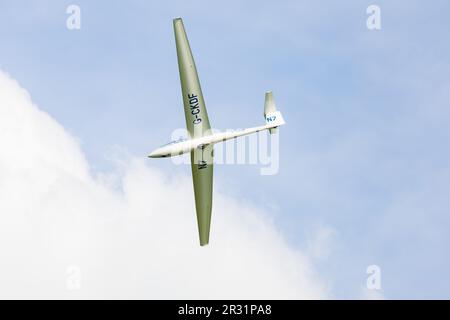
[148,148,163,158]
[148,147,170,158]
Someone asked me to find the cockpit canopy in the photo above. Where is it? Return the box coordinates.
[161,137,188,147]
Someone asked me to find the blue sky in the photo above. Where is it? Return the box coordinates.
[0,0,449,298]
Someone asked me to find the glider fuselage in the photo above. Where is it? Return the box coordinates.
[149,113,284,158]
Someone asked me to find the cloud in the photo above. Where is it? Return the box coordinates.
[0,70,328,299]
[305,225,337,261]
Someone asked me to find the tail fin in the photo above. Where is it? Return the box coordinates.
[264,91,285,134]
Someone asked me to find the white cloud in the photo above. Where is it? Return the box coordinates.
[0,70,328,299]
[305,225,337,261]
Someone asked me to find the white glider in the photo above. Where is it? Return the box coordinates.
[149,18,285,246]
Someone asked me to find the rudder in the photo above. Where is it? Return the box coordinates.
[264,91,284,134]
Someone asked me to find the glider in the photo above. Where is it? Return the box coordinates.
[149,18,285,246]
